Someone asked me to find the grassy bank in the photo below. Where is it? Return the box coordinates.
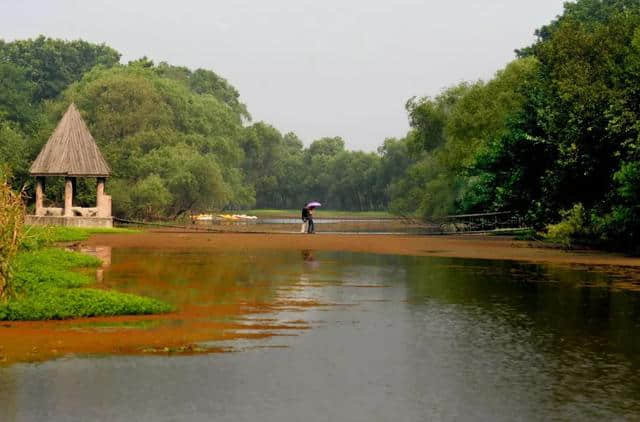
[23,226,139,247]
[0,226,172,321]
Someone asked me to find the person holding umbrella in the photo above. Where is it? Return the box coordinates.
[302,201,321,234]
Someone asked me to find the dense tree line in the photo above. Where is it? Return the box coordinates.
[0,36,407,218]
[390,0,640,251]
[239,129,407,210]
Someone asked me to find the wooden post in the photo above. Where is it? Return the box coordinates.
[35,177,45,216]
[64,177,73,217]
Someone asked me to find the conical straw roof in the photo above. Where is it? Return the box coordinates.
[30,103,111,177]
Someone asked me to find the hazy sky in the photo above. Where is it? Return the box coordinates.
[1,0,566,151]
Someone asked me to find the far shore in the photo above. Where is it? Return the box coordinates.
[86,230,640,269]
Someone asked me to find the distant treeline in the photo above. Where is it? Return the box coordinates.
[0,37,407,218]
[3,0,640,251]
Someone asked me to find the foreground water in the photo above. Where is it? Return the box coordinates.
[1,245,640,421]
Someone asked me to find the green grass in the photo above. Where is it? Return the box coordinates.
[0,226,171,321]
[11,248,102,293]
[236,209,398,218]
[21,226,139,250]
[0,287,172,321]
[26,225,138,243]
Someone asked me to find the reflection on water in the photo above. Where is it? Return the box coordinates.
[207,217,429,234]
[74,245,111,281]
[1,248,640,421]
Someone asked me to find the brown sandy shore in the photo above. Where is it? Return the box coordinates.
[2,231,639,367]
[88,230,640,268]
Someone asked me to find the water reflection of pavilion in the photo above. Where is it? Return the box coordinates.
[75,245,112,282]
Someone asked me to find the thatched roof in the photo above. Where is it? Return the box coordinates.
[30,103,111,177]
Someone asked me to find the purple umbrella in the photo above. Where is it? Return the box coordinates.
[306,201,322,208]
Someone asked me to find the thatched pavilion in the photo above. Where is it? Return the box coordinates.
[26,103,113,228]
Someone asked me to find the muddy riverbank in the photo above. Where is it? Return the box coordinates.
[88,231,640,268]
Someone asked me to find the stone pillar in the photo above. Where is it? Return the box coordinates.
[64,177,73,217]
[96,177,112,218]
[96,177,105,207]
[96,177,105,217]
[35,177,45,216]
[71,178,77,203]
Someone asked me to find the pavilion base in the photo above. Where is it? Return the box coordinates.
[25,215,113,228]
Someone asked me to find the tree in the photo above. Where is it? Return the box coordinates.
[139,144,230,217]
[112,174,171,220]
[239,124,306,208]
[390,58,538,218]
[518,0,640,56]
[0,35,120,101]
[376,138,412,207]
[64,68,173,142]
[470,0,640,249]
[0,63,38,129]
[307,137,345,157]
[49,63,252,217]
[189,68,250,121]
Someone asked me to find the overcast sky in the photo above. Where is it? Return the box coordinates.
[1,0,566,151]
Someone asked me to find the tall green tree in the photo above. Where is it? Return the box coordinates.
[469,0,640,250]
[0,63,38,129]
[50,62,251,218]
[391,57,538,218]
[0,35,120,101]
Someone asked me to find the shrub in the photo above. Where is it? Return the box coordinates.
[591,162,640,254]
[545,203,591,247]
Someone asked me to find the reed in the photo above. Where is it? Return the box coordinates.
[0,177,25,300]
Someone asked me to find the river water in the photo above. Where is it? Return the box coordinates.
[1,246,639,421]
